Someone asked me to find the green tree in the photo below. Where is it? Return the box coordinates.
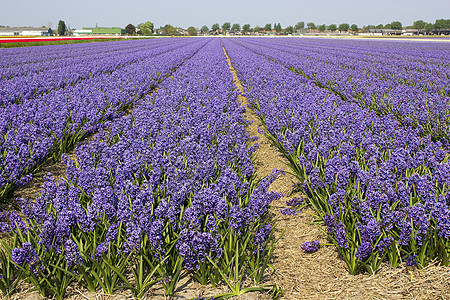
[285,25,294,34]
[231,23,241,32]
[294,21,305,30]
[125,24,136,35]
[201,25,209,34]
[212,23,220,31]
[350,24,358,32]
[253,25,261,33]
[187,26,197,36]
[424,22,434,34]
[307,22,316,30]
[163,24,177,36]
[413,20,426,29]
[375,24,384,29]
[274,23,282,32]
[264,23,272,31]
[434,19,450,33]
[140,21,154,36]
[338,23,349,32]
[222,22,231,32]
[327,24,337,31]
[242,24,251,34]
[390,21,402,30]
[318,24,326,32]
[57,20,66,36]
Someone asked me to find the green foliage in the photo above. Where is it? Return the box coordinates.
[338,23,350,32]
[318,24,326,32]
[253,25,261,33]
[212,23,220,31]
[327,24,337,31]
[140,21,154,36]
[0,242,21,298]
[187,26,197,36]
[274,23,282,33]
[284,26,294,34]
[413,20,426,30]
[294,21,305,30]
[222,22,231,32]
[206,237,274,299]
[263,23,272,31]
[307,22,316,30]
[424,23,434,33]
[57,20,66,36]
[6,227,75,299]
[434,19,450,32]
[242,24,251,34]
[390,21,402,30]
[350,24,358,32]
[163,24,177,36]
[127,239,167,299]
[231,23,241,32]
[201,25,209,34]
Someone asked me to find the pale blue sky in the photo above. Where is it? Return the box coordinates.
[1,0,449,29]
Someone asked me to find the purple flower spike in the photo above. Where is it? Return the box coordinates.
[406,254,418,267]
[64,239,82,267]
[11,242,42,274]
[301,241,320,253]
[355,242,373,260]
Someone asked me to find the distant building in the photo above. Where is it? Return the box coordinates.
[73,29,92,36]
[367,29,383,36]
[368,29,402,36]
[432,28,450,35]
[0,27,52,36]
[91,27,126,35]
[175,28,187,35]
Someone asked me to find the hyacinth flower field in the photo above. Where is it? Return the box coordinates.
[0,37,450,299]
[222,38,450,274]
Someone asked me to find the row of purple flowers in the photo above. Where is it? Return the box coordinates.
[0,39,196,105]
[0,39,206,205]
[222,37,450,274]
[0,38,280,299]
[234,38,450,145]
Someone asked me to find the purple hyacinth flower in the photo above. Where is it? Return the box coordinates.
[301,241,320,253]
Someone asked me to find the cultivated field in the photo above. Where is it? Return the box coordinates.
[1,37,450,299]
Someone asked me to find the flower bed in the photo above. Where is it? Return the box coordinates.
[223,37,450,275]
[0,39,206,205]
[0,38,281,299]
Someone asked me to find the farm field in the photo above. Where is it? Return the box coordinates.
[0,37,134,49]
[1,37,450,299]
[0,37,127,43]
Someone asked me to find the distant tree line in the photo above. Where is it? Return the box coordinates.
[193,21,359,35]
[56,18,450,37]
[193,19,450,36]
[123,22,197,36]
[357,19,450,34]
